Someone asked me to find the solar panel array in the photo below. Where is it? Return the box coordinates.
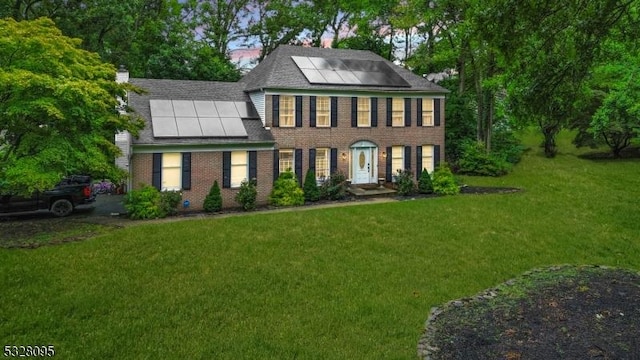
[149,100,253,138]
[291,56,410,88]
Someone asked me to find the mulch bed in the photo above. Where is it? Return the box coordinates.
[418,265,640,360]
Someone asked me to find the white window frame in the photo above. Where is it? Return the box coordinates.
[279,149,294,174]
[280,95,295,127]
[162,153,181,191]
[391,145,404,177]
[422,98,434,126]
[316,96,330,127]
[230,151,248,188]
[357,97,371,127]
[315,148,330,182]
[392,98,404,127]
[422,145,435,174]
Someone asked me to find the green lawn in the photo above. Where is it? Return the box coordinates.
[1,131,639,359]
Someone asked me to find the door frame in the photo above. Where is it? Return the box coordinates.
[350,141,378,184]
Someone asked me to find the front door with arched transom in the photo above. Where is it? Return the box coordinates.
[351,141,378,184]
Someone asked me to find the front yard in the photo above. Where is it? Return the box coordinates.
[1,131,639,359]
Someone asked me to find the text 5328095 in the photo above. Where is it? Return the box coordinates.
[4,345,55,357]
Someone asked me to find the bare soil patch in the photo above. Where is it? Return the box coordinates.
[419,265,640,360]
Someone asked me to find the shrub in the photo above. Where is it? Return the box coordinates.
[235,179,257,211]
[418,168,434,194]
[160,190,182,216]
[124,184,163,219]
[270,171,304,206]
[432,164,460,196]
[303,169,320,202]
[457,140,511,176]
[203,180,222,212]
[319,171,348,200]
[492,128,527,164]
[395,169,416,196]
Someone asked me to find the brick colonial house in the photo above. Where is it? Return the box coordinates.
[117,45,448,210]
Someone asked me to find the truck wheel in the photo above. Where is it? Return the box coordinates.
[51,199,73,217]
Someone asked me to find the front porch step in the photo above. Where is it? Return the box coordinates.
[347,184,397,198]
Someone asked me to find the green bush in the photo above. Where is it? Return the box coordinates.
[270,171,304,206]
[418,168,434,194]
[395,169,416,196]
[160,190,182,216]
[203,180,222,212]
[492,127,527,164]
[303,169,320,202]
[235,179,257,211]
[457,140,511,176]
[124,184,163,220]
[432,164,460,196]
[319,171,348,200]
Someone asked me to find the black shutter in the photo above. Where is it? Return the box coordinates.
[434,145,441,169]
[272,95,280,127]
[294,148,303,185]
[152,153,162,190]
[222,151,231,188]
[182,152,191,190]
[330,97,338,127]
[416,98,423,126]
[386,98,392,126]
[249,151,257,183]
[434,98,441,127]
[404,146,411,170]
[295,95,303,127]
[273,150,280,183]
[351,97,357,127]
[404,98,411,127]
[309,96,316,127]
[309,149,316,173]
[385,146,392,182]
[371,97,378,127]
[330,148,338,175]
[416,146,423,180]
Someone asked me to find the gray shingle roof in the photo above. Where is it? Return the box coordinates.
[128,78,273,146]
[240,45,448,93]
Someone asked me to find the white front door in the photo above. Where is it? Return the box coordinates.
[352,147,374,184]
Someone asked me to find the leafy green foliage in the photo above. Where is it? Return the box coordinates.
[418,169,434,194]
[0,18,143,194]
[235,179,257,211]
[319,171,348,200]
[303,169,320,202]
[432,164,460,196]
[124,185,163,220]
[203,180,223,213]
[457,140,511,177]
[269,171,304,207]
[159,190,182,217]
[394,169,415,196]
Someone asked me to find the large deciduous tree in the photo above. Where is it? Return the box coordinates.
[0,18,143,194]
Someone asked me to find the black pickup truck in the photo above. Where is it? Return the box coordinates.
[0,176,96,217]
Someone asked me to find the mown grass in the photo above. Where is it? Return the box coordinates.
[1,130,639,359]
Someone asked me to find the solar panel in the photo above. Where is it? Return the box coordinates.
[291,56,410,87]
[149,100,250,138]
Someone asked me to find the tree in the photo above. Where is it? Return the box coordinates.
[590,74,640,157]
[0,18,143,194]
[203,180,223,212]
[303,169,320,202]
[418,168,434,194]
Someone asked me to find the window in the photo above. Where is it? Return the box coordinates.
[392,98,404,126]
[315,148,330,181]
[280,95,295,127]
[422,145,434,174]
[357,97,370,127]
[279,149,294,174]
[162,153,181,190]
[391,146,404,175]
[422,98,434,126]
[316,96,330,127]
[231,151,248,187]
